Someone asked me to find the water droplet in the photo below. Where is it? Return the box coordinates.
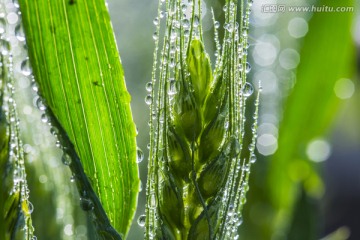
[160,11,167,19]
[182,19,190,29]
[50,127,59,136]
[12,0,20,8]
[242,82,254,97]
[0,18,5,34]
[0,38,10,55]
[136,148,144,163]
[27,201,34,214]
[145,82,153,92]
[214,21,220,29]
[184,30,190,37]
[181,3,187,12]
[168,79,177,95]
[61,153,72,166]
[250,154,257,163]
[36,98,46,111]
[223,4,228,12]
[70,175,76,183]
[145,95,153,105]
[245,62,251,73]
[153,17,159,26]
[80,198,94,211]
[21,58,32,76]
[139,181,143,192]
[169,58,175,68]
[41,113,49,123]
[227,204,235,216]
[152,32,158,40]
[31,81,39,92]
[193,15,200,27]
[15,24,25,41]
[137,214,146,227]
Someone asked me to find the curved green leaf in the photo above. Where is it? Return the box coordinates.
[18,0,139,237]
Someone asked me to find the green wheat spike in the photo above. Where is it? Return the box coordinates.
[145,0,257,239]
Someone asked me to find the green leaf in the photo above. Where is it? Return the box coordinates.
[267,0,355,233]
[18,0,139,238]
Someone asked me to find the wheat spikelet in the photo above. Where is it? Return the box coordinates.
[145,0,259,239]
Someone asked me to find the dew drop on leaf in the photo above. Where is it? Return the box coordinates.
[31,81,39,92]
[61,153,72,166]
[36,98,46,111]
[137,214,146,227]
[41,113,49,123]
[80,197,94,211]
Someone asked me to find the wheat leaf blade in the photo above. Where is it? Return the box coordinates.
[18,0,139,237]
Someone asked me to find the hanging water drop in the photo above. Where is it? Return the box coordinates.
[36,98,46,111]
[27,201,34,214]
[80,197,94,211]
[21,58,32,76]
[245,62,251,73]
[0,18,5,34]
[61,153,72,166]
[241,82,254,97]
[223,4,228,12]
[137,214,146,227]
[41,113,49,123]
[70,175,76,183]
[250,154,257,163]
[15,24,25,41]
[145,95,153,105]
[50,127,59,136]
[193,15,200,27]
[182,19,190,29]
[168,79,177,95]
[169,58,175,68]
[153,17,159,26]
[145,82,153,92]
[31,81,39,92]
[152,32,159,41]
[0,38,10,55]
[214,21,220,29]
[136,148,144,163]
[12,0,20,8]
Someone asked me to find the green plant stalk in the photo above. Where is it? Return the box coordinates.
[18,0,139,238]
[146,0,258,239]
[0,53,34,240]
